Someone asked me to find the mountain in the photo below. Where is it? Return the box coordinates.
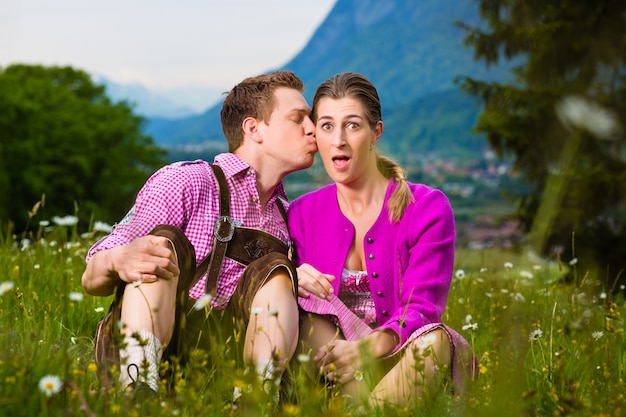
[145,0,513,162]
[94,75,224,118]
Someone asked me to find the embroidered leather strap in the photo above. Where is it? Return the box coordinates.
[195,164,290,296]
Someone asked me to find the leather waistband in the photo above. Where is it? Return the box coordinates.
[225,226,289,266]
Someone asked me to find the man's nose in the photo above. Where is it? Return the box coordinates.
[305,118,315,136]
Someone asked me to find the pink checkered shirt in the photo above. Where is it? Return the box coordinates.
[86,153,291,309]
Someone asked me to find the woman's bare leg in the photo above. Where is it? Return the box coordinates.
[298,314,341,380]
[369,328,451,408]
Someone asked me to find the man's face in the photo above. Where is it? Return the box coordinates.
[258,87,317,174]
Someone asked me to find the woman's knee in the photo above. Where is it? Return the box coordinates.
[412,328,452,364]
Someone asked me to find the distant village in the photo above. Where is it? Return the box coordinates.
[404,149,526,250]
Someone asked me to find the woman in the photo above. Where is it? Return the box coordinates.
[287,72,477,408]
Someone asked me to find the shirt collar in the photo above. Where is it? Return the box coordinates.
[214,153,288,201]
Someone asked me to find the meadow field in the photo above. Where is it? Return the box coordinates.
[0,219,624,416]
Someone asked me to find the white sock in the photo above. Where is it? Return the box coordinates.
[119,329,162,392]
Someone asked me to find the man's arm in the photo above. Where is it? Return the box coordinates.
[81,235,179,296]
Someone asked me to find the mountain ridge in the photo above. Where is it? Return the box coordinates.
[144,0,511,162]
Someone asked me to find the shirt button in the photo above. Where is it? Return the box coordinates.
[381,310,389,316]
[376,291,383,296]
[367,238,373,243]
[371,272,378,278]
[368,254,374,260]
[252,196,258,203]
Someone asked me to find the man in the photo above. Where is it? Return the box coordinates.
[82,71,317,395]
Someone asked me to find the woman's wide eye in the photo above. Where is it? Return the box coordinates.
[347,122,359,130]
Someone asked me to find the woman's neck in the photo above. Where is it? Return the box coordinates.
[336,172,388,219]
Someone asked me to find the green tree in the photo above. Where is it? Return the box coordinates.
[457,1,626,282]
[0,64,167,231]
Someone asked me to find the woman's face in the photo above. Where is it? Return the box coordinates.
[314,97,382,186]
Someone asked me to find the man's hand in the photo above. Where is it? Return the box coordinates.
[114,235,179,284]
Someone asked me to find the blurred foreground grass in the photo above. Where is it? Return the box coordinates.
[0,223,624,416]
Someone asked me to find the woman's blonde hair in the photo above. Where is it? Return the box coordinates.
[312,72,413,222]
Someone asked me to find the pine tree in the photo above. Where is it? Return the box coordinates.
[457,0,626,285]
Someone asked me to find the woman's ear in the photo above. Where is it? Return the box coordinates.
[374,120,384,143]
[242,117,263,144]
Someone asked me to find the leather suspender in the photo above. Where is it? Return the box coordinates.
[194,164,289,296]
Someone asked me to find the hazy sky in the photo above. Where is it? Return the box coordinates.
[1,0,337,90]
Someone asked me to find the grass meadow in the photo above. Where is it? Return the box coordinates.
[0,219,625,416]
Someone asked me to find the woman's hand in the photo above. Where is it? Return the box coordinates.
[314,330,400,385]
[296,263,335,299]
[315,339,363,385]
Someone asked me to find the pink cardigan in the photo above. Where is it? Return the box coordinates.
[287,179,455,347]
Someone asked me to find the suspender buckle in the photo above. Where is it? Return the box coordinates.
[214,216,235,243]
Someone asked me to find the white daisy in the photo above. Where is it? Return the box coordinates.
[38,375,63,397]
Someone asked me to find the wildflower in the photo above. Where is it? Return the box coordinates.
[462,322,478,331]
[555,95,620,139]
[353,369,364,382]
[70,337,76,345]
[94,307,105,313]
[533,265,541,271]
[418,333,437,350]
[529,329,543,341]
[132,280,142,288]
[193,294,213,311]
[479,267,488,273]
[88,363,97,372]
[250,307,263,315]
[520,270,534,279]
[38,375,63,397]
[69,292,84,302]
[233,386,243,402]
[569,258,578,266]
[21,239,31,251]
[504,262,513,270]
[592,331,604,341]
[455,269,466,279]
[34,264,40,269]
[513,292,526,302]
[52,215,79,227]
[92,221,113,233]
[599,292,607,300]
[268,308,279,317]
[462,314,478,330]
[297,354,310,363]
[39,220,50,227]
[0,281,15,296]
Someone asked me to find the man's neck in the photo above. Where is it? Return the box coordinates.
[233,149,283,209]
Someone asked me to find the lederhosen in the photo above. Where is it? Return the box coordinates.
[94,164,297,387]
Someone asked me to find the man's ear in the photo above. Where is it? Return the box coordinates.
[242,117,263,144]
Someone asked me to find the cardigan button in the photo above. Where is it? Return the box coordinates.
[376,291,383,296]
[367,238,373,243]
[381,310,389,316]
[371,272,379,278]
[368,254,374,260]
